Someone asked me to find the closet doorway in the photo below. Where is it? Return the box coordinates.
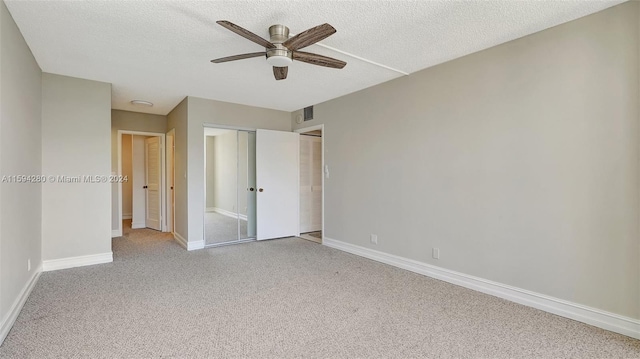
[116,130,167,236]
[296,125,324,243]
[203,126,300,247]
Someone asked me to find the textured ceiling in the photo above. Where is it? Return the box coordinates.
[5,0,625,115]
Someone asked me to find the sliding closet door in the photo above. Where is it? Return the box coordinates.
[238,130,257,240]
[256,129,299,240]
[204,130,239,245]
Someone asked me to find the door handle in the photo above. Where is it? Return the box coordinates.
[258,188,264,192]
[249,187,255,192]
[170,186,173,190]
[143,186,148,189]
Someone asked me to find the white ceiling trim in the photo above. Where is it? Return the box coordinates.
[289,32,410,76]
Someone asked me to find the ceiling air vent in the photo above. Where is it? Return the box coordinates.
[304,106,314,121]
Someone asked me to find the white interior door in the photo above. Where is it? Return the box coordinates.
[299,135,322,233]
[256,129,299,240]
[145,136,162,231]
[131,136,147,229]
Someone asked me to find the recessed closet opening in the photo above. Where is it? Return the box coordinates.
[296,125,324,244]
[203,124,300,247]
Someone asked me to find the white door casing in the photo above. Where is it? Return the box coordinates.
[256,129,299,240]
[145,136,162,231]
[166,130,175,233]
[246,131,257,238]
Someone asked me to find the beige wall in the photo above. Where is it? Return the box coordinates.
[111,110,167,232]
[167,98,188,240]
[111,110,167,168]
[293,2,640,319]
[0,1,42,341]
[41,73,112,262]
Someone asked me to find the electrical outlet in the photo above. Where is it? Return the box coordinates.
[370,234,378,245]
[432,248,440,260]
[27,259,31,271]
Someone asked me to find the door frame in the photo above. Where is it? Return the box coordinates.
[294,124,324,243]
[166,128,175,234]
[116,130,167,236]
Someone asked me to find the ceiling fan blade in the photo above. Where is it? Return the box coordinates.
[283,23,336,51]
[293,51,346,69]
[273,66,288,80]
[211,52,266,63]
[217,20,275,49]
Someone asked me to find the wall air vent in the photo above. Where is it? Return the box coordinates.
[304,106,314,121]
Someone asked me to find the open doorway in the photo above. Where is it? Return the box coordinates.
[296,125,324,243]
[116,130,167,236]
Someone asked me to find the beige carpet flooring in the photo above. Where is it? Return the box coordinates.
[1,226,639,358]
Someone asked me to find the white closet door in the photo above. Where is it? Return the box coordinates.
[256,129,299,240]
[145,137,162,231]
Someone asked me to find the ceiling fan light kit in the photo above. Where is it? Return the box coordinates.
[266,25,293,67]
[211,21,346,80]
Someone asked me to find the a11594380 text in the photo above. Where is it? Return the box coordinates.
[1,175,129,184]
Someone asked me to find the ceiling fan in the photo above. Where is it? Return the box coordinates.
[211,21,347,80]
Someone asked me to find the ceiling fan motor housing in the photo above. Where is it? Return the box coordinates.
[266,24,293,66]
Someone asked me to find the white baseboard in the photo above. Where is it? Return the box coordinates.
[323,237,640,340]
[111,229,122,238]
[131,222,145,229]
[42,252,113,272]
[210,207,248,221]
[0,265,41,345]
[122,214,132,220]
[188,240,205,251]
[173,232,204,251]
